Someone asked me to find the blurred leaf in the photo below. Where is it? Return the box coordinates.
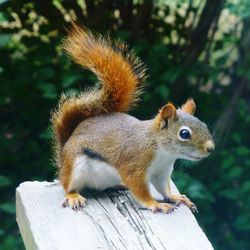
[0,175,12,187]
[219,189,238,200]
[227,166,243,178]
[235,215,250,231]
[39,127,52,140]
[232,133,242,143]
[1,234,23,249]
[0,202,15,214]
[0,34,11,47]
[0,11,8,21]
[160,68,181,83]
[221,155,234,169]
[38,67,55,80]
[77,0,85,9]
[38,83,57,99]
[0,0,8,5]
[241,181,250,193]
[52,0,63,10]
[236,146,250,156]
[155,85,169,99]
[62,74,80,88]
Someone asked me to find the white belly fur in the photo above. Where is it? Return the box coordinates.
[70,148,176,193]
[147,148,177,197]
[70,155,121,191]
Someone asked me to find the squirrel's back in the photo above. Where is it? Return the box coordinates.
[63,112,155,167]
[51,25,147,165]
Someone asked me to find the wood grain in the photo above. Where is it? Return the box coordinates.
[16,181,214,250]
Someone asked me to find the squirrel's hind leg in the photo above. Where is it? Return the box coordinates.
[59,151,121,210]
[59,155,87,211]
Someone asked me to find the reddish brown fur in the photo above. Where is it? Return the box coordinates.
[153,103,177,131]
[58,151,74,192]
[51,25,146,167]
[181,98,196,115]
[118,149,156,206]
[160,103,177,120]
[120,168,156,207]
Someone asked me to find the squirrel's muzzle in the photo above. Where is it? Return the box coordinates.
[205,140,215,153]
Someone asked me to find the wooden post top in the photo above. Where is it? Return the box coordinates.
[16,181,214,250]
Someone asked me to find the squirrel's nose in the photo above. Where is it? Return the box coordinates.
[205,140,215,153]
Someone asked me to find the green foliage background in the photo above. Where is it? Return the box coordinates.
[0,0,250,249]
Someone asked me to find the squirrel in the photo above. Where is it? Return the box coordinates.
[51,25,215,213]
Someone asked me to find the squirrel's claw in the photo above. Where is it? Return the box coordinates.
[181,199,198,213]
[190,204,198,213]
[164,197,181,207]
[174,200,181,207]
[62,199,68,208]
[168,194,198,213]
[62,193,87,211]
[150,202,177,214]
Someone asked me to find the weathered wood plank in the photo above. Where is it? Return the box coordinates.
[16,181,214,250]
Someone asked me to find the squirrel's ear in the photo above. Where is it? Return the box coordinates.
[181,98,196,115]
[155,103,177,131]
[157,103,177,130]
[160,103,177,120]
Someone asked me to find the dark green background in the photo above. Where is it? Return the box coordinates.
[0,0,250,249]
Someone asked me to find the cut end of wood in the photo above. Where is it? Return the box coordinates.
[16,181,214,250]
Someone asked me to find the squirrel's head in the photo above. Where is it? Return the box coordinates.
[154,99,215,161]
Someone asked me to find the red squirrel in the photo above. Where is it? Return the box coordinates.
[51,25,215,213]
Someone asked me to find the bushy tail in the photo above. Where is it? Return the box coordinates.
[51,24,147,159]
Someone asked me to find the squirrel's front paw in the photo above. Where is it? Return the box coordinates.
[149,202,177,214]
[170,194,198,213]
[62,193,87,211]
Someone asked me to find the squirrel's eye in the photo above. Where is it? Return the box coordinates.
[178,127,192,141]
[179,129,190,139]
